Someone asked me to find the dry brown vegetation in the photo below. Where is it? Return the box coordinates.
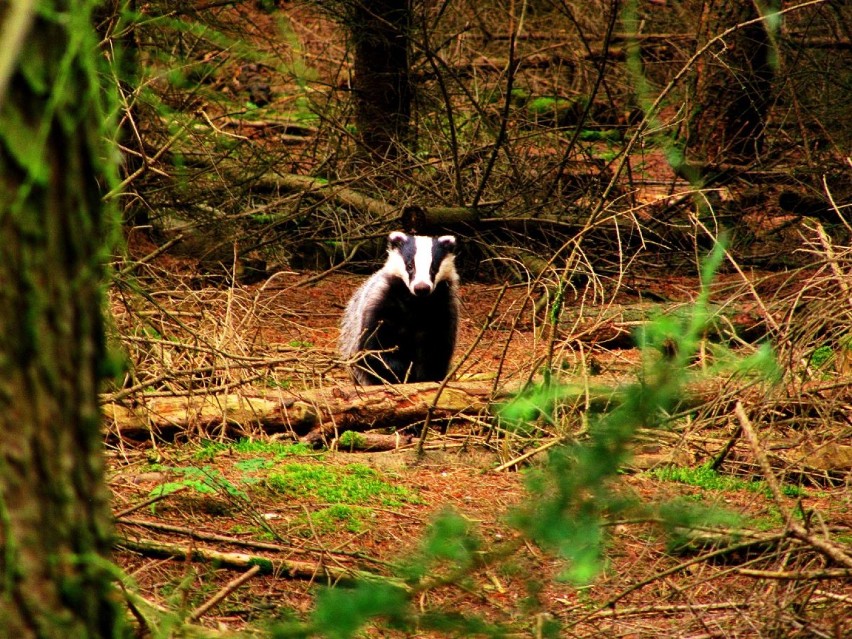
[101,1,851,637]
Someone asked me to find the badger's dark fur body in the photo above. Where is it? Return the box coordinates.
[339,232,459,385]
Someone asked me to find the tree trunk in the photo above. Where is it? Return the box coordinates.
[350,0,412,161]
[687,1,777,166]
[0,2,121,636]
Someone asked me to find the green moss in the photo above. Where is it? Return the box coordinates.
[526,96,565,113]
[809,344,834,369]
[338,431,367,449]
[647,463,806,498]
[193,438,312,461]
[578,129,622,142]
[307,505,374,534]
[266,463,418,507]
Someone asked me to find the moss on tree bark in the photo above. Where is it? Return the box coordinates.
[0,1,122,636]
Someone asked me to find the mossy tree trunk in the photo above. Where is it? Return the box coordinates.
[350,0,413,161]
[0,2,122,637]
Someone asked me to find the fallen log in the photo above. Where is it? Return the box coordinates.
[103,373,852,455]
[100,375,745,446]
[333,431,416,452]
[102,380,502,444]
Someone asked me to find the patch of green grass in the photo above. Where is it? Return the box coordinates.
[233,439,312,457]
[265,377,291,390]
[593,148,619,162]
[647,463,806,498]
[749,510,786,531]
[231,523,276,542]
[290,96,319,123]
[193,438,313,461]
[526,96,572,115]
[649,464,753,491]
[307,505,374,534]
[266,463,418,507]
[780,483,806,498]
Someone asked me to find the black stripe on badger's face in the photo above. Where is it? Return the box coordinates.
[386,232,456,297]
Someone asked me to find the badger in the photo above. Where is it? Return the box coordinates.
[339,231,460,385]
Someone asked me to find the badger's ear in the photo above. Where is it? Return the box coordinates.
[437,235,456,252]
[388,231,408,249]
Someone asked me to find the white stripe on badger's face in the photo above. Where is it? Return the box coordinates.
[383,242,409,283]
[434,236,457,286]
[409,236,436,294]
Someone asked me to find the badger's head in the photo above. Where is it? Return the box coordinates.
[385,231,458,297]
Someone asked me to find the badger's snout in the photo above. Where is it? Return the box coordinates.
[412,282,432,297]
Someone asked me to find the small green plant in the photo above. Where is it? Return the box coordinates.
[338,431,367,449]
[809,344,834,369]
[148,465,247,504]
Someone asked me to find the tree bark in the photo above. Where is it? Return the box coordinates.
[687,1,777,166]
[350,0,413,161]
[0,2,121,636]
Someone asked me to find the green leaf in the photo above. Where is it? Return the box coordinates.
[423,510,479,566]
[312,582,409,639]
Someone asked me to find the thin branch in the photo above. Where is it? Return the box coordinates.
[0,0,36,111]
[116,537,407,588]
[493,436,563,472]
[584,600,751,619]
[735,568,852,580]
[188,564,261,622]
[113,486,188,519]
[735,400,852,570]
[117,517,391,566]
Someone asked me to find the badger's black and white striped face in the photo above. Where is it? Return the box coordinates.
[384,231,458,297]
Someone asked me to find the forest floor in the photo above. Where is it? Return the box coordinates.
[107,252,852,638]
